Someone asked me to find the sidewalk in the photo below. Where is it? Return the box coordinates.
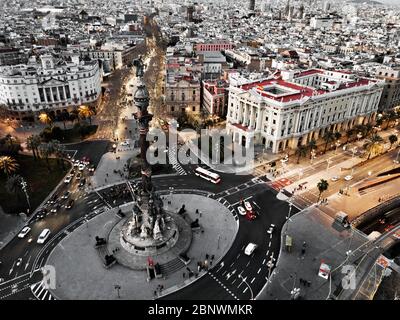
[257,205,369,300]
[90,149,139,188]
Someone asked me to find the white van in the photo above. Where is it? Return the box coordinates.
[37,229,51,244]
[244,243,258,256]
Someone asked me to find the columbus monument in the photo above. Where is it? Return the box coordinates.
[108,57,191,270]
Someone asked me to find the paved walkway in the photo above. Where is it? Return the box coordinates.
[90,149,139,188]
[46,193,238,300]
[257,205,369,300]
[0,208,26,251]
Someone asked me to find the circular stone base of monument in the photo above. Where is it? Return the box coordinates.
[107,212,192,270]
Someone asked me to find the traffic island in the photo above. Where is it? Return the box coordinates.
[45,193,237,300]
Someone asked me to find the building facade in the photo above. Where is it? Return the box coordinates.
[203,80,228,117]
[0,54,102,120]
[226,69,384,153]
[375,66,400,111]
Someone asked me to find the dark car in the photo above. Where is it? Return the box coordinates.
[36,208,48,220]
[48,194,58,205]
[79,178,86,187]
[66,199,74,210]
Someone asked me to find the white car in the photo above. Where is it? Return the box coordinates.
[73,160,80,167]
[237,206,246,216]
[344,175,353,181]
[120,140,130,147]
[37,229,51,244]
[18,226,31,238]
[244,201,253,212]
[244,243,258,256]
[331,176,340,182]
[267,224,276,235]
[16,258,22,267]
[78,163,86,171]
[64,174,73,184]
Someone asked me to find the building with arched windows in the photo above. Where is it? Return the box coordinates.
[226,69,385,153]
[0,54,102,121]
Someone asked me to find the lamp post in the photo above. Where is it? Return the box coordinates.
[114,284,121,298]
[284,202,293,235]
[310,149,316,164]
[334,140,341,154]
[238,274,254,300]
[20,178,31,210]
[326,157,333,170]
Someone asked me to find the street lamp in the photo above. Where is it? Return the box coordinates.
[114,284,121,298]
[20,177,31,211]
[284,202,293,235]
[238,274,254,300]
[334,140,341,154]
[326,157,333,170]
[310,149,316,164]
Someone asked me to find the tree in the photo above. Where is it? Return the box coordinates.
[334,131,342,141]
[39,141,57,171]
[363,134,384,160]
[59,110,70,130]
[26,134,41,160]
[345,128,355,143]
[6,174,23,200]
[0,156,19,177]
[317,179,329,202]
[322,131,335,153]
[383,110,397,130]
[53,140,67,169]
[364,123,374,137]
[39,112,53,127]
[78,105,95,124]
[307,139,317,159]
[295,145,308,164]
[388,134,398,149]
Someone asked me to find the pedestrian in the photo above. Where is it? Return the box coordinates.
[211,255,215,260]
[183,272,186,279]
[206,254,209,260]
[154,290,157,297]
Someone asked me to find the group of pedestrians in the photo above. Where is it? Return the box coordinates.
[196,254,215,272]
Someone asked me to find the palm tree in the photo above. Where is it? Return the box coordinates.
[364,123,374,137]
[345,128,355,143]
[39,141,57,171]
[26,134,42,160]
[0,156,19,177]
[39,112,53,127]
[388,134,398,149]
[363,134,384,160]
[6,174,23,200]
[317,179,329,202]
[295,145,308,164]
[78,105,95,124]
[386,110,398,129]
[334,131,342,141]
[53,140,66,169]
[322,130,335,153]
[307,139,317,159]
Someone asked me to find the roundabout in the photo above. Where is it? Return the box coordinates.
[45,192,238,300]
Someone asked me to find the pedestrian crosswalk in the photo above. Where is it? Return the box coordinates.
[31,281,55,300]
[168,145,187,175]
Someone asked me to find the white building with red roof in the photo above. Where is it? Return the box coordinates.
[226,69,385,153]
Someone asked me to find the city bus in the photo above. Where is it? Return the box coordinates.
[194,167,221,184]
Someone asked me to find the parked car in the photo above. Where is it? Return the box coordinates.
[267,224,276,235]
[244,243,258,256]
[37,229,51,244]
[237,206,246,216]
[331,176,340,182]
[18,226,31,238]
[121,140,130,147]
[344,175,353,181]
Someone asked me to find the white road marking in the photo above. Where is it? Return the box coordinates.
[257,268,261,274]
[251,277,256,284]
